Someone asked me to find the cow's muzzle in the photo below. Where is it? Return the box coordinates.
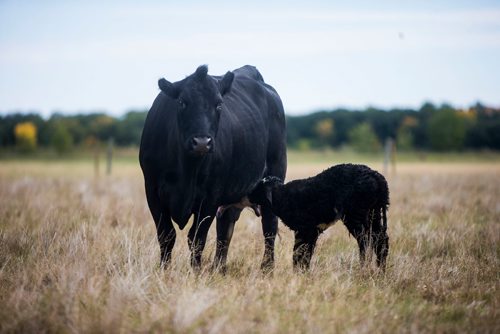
[189,136,213,155]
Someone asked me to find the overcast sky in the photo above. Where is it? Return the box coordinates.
[1,0,500,116]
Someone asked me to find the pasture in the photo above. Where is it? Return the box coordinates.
[0,153,499,333]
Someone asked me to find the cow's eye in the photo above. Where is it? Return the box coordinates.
[216,103,223,112]
[178,99,186,109]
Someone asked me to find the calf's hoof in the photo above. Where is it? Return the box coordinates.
[260,256,274,274]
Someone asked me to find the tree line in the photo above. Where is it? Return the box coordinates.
[287,102,499,151]
[0,102,499,153]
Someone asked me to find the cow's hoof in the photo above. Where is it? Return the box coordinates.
[159,259,171,270]
[292,264,310,274]
[190,258,203,274]
[210,262,227,275]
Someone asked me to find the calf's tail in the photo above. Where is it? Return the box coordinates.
[381,205,388,233]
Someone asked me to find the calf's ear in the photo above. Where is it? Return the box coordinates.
[263,176,283,187]
[262,176,283,206]
[219,71,234,96]
[158,78,180,99]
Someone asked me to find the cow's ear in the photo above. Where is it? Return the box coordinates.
[158,78,180,99]
[219,71,234,96]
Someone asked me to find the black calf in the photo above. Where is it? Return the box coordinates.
[248,164,390,271]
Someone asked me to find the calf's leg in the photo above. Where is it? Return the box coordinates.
[374,233,389,270]
[292,229,319,271]
[371,208,389,270]
[344,212,371,267]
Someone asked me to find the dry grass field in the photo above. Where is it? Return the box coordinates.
[0,156,499,333]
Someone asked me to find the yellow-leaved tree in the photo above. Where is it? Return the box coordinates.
[14,122,37,152]
[315,118,334,148]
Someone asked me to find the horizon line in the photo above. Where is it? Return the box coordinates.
[1,100,498,119]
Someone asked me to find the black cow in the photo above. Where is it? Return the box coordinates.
[139,65,287,271]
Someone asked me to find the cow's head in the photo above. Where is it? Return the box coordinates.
[158,65,234,156]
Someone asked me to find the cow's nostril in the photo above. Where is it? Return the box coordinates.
[190,136,213,153]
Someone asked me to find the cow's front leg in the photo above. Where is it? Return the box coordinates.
[157,216,176,267]
[261,206,278,271]
[213,207,242,273]
[145,184,175,268]
[187,208,215,271]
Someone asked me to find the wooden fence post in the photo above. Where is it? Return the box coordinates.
[106,138,113,176]
[384,137,397,175]
[94,146,100,178]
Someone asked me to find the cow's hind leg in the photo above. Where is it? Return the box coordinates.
[213,207,242,273]
[188,207,215,271]
[145,184,175,268]
[261,205,279,271]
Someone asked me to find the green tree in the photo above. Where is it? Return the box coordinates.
[465,104,500,149]
[89,114,116,141]
[397,116,418,151]
[427,107,466,151]
[348,122,381,152]
[51,122,74,154]
[115,111,147,146]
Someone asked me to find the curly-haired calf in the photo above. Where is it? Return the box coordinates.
[248,164,390,270]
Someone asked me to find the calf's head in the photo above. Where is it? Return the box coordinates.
[158,65,234,156]
[248,176,283,207]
